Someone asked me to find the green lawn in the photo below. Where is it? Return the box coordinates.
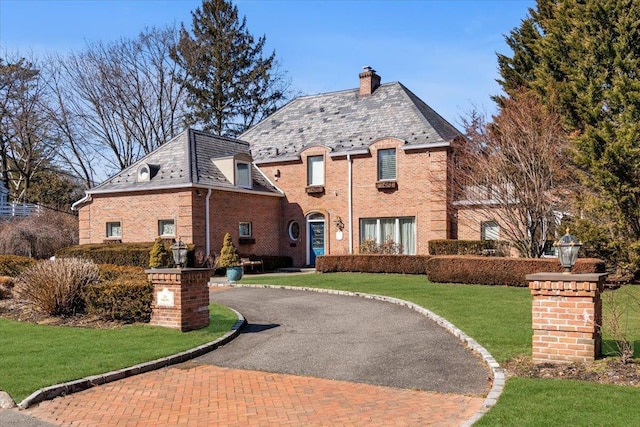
[0,303,238,402]
[241,272,640,426]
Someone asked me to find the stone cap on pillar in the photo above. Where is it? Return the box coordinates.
[526,272,608,282]
[527,272,608,294]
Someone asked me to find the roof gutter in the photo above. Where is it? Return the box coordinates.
[399,141,450,151]
[205,188,212,257]
[71,192,91,211]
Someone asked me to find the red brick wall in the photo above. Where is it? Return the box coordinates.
[206,190,282,258]
[78,189,194,244]
[258,139,452,264]
[78,188,282,260]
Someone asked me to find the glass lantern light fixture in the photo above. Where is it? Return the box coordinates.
[554,228,582,273]
[172,237,188,268]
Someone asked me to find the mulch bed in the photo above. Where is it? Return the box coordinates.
[503,355,640,387]
[0,297,126,329]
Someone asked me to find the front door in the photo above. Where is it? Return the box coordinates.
[307,214,325,266]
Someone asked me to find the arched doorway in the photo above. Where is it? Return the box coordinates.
[306,212,325,266]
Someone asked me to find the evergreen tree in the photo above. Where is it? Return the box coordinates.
[149,237,170,268]
[218,232,241,267]
[496,0,640,274]
[171,0,288,136]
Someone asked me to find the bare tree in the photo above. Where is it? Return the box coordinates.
[54,26,188,176]
[0,54,59,202]
[453,91,572,257]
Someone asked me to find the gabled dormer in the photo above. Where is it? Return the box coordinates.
[212,153,253,189]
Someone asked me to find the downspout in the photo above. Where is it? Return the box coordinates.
[205,188,212,256]
[348,154,353,254]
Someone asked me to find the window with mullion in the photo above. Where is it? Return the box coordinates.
[378,148,396,181]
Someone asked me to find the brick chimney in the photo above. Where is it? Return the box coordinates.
[359,66,381,96]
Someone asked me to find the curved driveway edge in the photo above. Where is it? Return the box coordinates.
[217,283,505,426]
[16,309,246,409]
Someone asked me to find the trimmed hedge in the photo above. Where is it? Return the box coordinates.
[0,255,35,277]
[57,243,154,267]
[425,256,605,287]
[83,280,153,323]
[429,239,511,257]
[316,255,430,274]
[316,255,606,287]
[57,243,196,268]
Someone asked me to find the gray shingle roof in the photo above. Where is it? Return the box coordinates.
[88,128,281,195]
[241,81,462,162]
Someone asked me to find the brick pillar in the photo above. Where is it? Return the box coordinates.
[146,268,211,332]
[526,272,607,364]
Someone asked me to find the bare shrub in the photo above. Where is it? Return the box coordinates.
[16,258,99,316]
[359,238,403,254]
[601,288,639,364]
[0,211,78,259]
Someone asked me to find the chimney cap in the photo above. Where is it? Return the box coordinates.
[362,65,376,73]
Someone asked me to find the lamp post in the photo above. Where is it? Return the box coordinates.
[172,238,188,268]
[554,228,582,273]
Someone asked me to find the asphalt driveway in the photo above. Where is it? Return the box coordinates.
[200,286,491,396]
[1,285,493,426]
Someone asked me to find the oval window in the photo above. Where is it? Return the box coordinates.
[288,221,300,241]
[138,165,150,181]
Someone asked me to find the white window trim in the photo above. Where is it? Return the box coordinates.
[481,221,500,241]
[235,161,252,189]
[239,222,252,238]
[288,220,300,241]
[307,155,325,186]
[377,148,397,181]
[360,216,415,254]
[158,219,175,237]
[106,221,122,238]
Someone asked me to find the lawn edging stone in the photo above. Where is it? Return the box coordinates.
[215,283,505,427]
[16,308,246,409]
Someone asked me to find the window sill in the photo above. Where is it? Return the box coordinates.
[103,238,122,244]
[376,180,397,190]
[305,185,325,195]
[239,237,256,245]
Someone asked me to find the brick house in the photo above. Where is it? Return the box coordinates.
[75,68,492,266]
[73,130,284,260]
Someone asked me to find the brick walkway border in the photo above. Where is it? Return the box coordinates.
[216,284,505,426]
[16,310,246,409]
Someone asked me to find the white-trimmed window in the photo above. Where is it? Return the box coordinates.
[236,161,251,188]
[307,155,324,186]
[481,221,500,240]
[360,217,415,254]
[288,220,300,241]
[239,222,252,238]
[159,219,175,237]
[378,148,396,181]
[106,221,122,238]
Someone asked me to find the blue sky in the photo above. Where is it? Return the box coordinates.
[0,0,535,126]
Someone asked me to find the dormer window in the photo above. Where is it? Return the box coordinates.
[236,161,251,188]
[137,163,157,182]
